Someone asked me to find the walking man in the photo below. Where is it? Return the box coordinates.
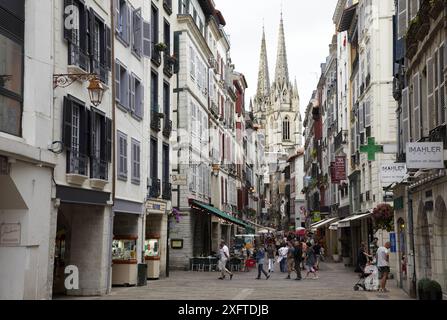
[218,240,233,280]
[304,242,319,280]
[285,242,295,279]
[377,242,391,292]
[255,246,270,280]
[293,241,303,280]
[267,243,276,273]
[278,243,288,273]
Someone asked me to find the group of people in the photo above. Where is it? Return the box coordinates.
[356,238,392,292]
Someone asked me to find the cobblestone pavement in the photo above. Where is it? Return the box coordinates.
[62,262,413,300]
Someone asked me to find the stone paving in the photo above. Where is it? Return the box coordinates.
[62,262,413,300]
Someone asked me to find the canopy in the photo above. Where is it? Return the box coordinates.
[338,212,373,228]
[310,217,339,231]
[191,200,252,231]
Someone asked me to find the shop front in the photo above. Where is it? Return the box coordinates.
[112,199,143,287]
[145,199,169,279]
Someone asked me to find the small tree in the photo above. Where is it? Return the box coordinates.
[372,203,394,232]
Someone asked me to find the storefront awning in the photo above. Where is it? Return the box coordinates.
[329,222,339,231]
[338,212,373,228]
[191,200,250,229]
[310,217,338,231]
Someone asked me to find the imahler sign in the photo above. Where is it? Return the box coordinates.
[406,142,445,169]
[380,163,407,184]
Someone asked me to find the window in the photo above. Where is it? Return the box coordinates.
[90,108,110,180]
[151,70,158,112]
[150,137,158,180]
[118,131,128,180]
[151,4,159,47]
[180,0,189,14]
[163,19,170,53]
[163,144,169,185]
[131,74,143,119]
[190,46,196,80]
[115,0,130,45]
[282,117,290,141]
[115,61,129,110]
[131,139,140,184]
[163,81,170,120]
[131,8,142,57]
[412,73,421,141]
[435,45,446,125]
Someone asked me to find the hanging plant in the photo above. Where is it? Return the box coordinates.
[154,42,168,52]
[372,203,394,232]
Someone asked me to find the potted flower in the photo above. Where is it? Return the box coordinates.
[154,42,167,52]
[372,203,394,232]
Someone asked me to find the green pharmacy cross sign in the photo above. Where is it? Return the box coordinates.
[360,137,383,161]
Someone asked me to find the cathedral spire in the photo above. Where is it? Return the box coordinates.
[256,26,270,99]
[274,13,289,86]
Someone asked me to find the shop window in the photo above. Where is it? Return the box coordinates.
[0,2,24,136]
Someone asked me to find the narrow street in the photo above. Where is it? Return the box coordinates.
[63,262,411,300]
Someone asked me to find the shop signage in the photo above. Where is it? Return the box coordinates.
[334,156,346,181]
[406,142,444,169]
[380,162,407,184]
[146,200,167,215]
[0,223,21,246]
[394,197,404,210]
[171,174,187,186]
[312,211,321,223]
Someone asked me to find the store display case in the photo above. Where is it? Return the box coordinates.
[145,236,160,279]
[112,236,138,286]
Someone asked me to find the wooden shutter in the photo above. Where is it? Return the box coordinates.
[359,103,364,132]
[427,57,436,130]
[135,83,143,119]
[143,21,151,58]
[105,26,112,69]
[126,3,131,45]
[99,115,107,161]
[89,109,96,157]
[130,74,136,113]
[79,106,89,156]
[364,100,371,127]
[124,136,128,175]
[115,61,120,102]
[63,0,75,42]
[397,0,407,39]
[89,8,96,65]
[124,69,130,110]
[413,73,421,141]
[62,96,73,150]
[402,87,409,149]
[114,0,120,33]
[132,9,142,55]
[106,118,112,163]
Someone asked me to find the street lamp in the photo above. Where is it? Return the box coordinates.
[53,73,105,106]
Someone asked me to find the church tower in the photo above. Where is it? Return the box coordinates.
[253,14,302,157]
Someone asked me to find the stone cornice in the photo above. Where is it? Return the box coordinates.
[177,14,212,59]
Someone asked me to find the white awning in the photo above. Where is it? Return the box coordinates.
[338,212,373,228]
[329,222,338,230]
[310,217,339,231]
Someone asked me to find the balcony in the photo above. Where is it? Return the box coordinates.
[210,102,219,118]
[162,182,172,200]
[151,111,162,132]
[148,178,161,199]
[68,150,88,176]
[90,158,108,180]
[91,59,108,85]
[68,43,89,73]
[163,0,172,15]
[429,124,447,149]
[334,130,348,151]
[163,119,172,138]
[151,48,162,67]
[163,51,175,78]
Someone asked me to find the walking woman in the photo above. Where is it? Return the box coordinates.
[304,242,319,280]
[255,246,270,280]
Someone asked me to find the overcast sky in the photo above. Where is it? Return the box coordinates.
[216,0,338,115]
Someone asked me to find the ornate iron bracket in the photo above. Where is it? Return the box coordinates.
[53,73,98,89]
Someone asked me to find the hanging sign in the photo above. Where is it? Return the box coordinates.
[406,142,444,169]
[380,162,407,184]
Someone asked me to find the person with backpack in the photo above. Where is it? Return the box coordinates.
[255,245,270,280]
[313,242,322,270]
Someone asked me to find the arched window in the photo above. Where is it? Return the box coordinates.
[282,116,290,141]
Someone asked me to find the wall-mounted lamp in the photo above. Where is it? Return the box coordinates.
[53,73,105,107]
[212,164,220,177]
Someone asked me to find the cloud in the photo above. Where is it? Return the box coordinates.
[215,0,338,115]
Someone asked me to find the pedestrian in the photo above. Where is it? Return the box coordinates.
[313,241,322,270]
[304,242,319,280]
[293,241,303,280]
[267,243,276,272]
[218,240,233,280]
[356,242,372,273]
[370,237,379,261]
[285,242,295,279]
[377,242,391,292]
[255,245,270,280]
[278,243,288,272]
[301,241,307,270]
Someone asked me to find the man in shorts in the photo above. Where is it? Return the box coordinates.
[377,242,391,292]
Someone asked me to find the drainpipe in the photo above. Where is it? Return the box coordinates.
[107,0,116,293]
[407,187,417,298]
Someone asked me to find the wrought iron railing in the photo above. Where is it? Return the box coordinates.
[163,119,172,138]
[162,182,172,200]
[151,48,162,66]
[429,124,447,149]
[151,111,162,132]
[163,52,174,78]
[210,102,219,118]
[148,178,161,199]
[334,130,348,151]
[91,158,108,180]
[92,59,108,85]
[68,150,88,176]
[68,43,89,72]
